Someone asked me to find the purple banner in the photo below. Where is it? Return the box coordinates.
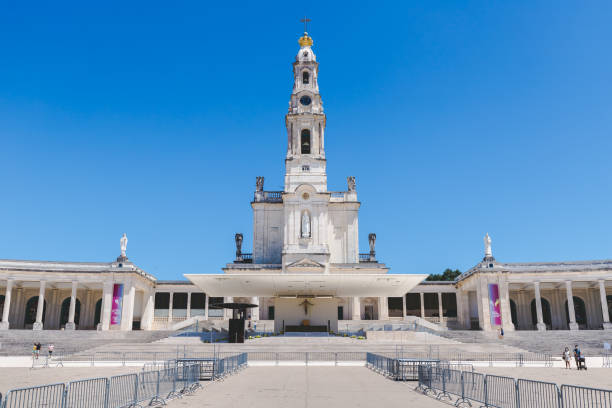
[111,284,124,325]
[488,283,502,326]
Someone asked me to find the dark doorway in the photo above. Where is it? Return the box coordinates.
[25,297,46,325]
[530,298,552,328]
[94,299,102,327]
[337,306,344,320]
[60,297,81,327]
[565,296,587,327]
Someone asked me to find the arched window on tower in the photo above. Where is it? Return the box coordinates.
[302,71,310,84]
[301,129,311,154]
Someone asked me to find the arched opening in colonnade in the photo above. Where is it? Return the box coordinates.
[24,297,46,325]
[94,299,102,327]
[530,298,552,328]
[564,296,587,328]
[60,297,81,327]
[509,299,518,327]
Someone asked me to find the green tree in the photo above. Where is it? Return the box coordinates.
[426,268,461,281]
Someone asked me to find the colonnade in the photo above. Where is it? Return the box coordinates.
[1,278,154,331]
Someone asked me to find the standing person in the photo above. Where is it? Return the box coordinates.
[48,344,54,357]
[36,342,41,359]
[563,347,571,369]
[573,344,583,370]
[32,344,37,360]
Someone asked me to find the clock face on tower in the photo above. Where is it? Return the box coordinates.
[299,95,312,106]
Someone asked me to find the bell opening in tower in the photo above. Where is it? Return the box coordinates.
[302,71,310,84]
[301,129,311,154]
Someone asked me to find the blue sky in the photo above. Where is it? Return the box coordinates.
[1,1,611,279]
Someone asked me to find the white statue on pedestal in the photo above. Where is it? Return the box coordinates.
[120,233,128,258]
[484,233,492,258]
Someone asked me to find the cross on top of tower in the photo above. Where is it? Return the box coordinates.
[300,16,311,33]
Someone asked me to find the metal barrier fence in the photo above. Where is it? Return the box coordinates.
[417,366,612,408]
[0,363,202,408]
[366,353,474,381]
[46,347,553,367]
[175,352,248,380]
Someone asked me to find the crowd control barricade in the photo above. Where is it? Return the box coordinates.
[561,384,612,408]
[461,370,486,405]
[517,378,561,408]
[157,366,180,400]
[65,377,108,408]
[396,358,440,381]
[484,374,517,408]
[107,373,138,408]
[2,383,66,408]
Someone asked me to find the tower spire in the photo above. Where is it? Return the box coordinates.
[300,16,311,33]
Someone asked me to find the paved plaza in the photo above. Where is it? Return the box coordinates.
[168,366,432,408]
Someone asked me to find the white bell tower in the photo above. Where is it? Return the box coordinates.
[284,28,327,193]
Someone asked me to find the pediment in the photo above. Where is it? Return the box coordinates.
[286,258,325,269]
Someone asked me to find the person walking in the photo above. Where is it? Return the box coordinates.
[48,343,54,357]
[563,347,571,369]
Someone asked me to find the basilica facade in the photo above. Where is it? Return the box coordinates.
[0,31,610,334]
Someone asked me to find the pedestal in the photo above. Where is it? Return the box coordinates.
[536,322,547,331]
[32,322,43,331]
[0,321,9,330]
[65,322,76,330]
[97,323,103,331]
[603,322,612,330]
[569,322,579,331]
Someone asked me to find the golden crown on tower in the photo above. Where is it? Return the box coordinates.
[298,33,313,47]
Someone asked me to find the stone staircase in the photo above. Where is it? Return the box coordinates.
[0,330,175,356]
[438,330,612,355]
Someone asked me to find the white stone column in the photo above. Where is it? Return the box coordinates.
[141,289,155,331]
[251,296,259,321]
[565,280,579,330]
[420,293,425,319]
[1,280,14,330]
[168,292,174,323]
[402,294,407,320]
[83,290,92,329]
[204,294,209,320]
[377,297,388,320]
[352,297,361,320]
[186,292,192,319]
[499,278,515,331]
[437,292,445,325]
[477,278,492,331]
[121,282,135,331]
[65,281,78,330]
[534,281,546,331]
[224,296,233,319]
[599,280,611,330]
[33,280,46,330]
[100,282,113,331]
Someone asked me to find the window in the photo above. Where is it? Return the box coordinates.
[301,129,311,154]
[302,165,310,172]
[302,71,309,84]
[268,306,275,320]
[337,306,344,320]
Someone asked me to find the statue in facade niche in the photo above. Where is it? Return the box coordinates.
[368,233,376,255]
[347,176,356,192]
[256,176,264,192]
[301,212,311,238]
[120,233,128,258]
